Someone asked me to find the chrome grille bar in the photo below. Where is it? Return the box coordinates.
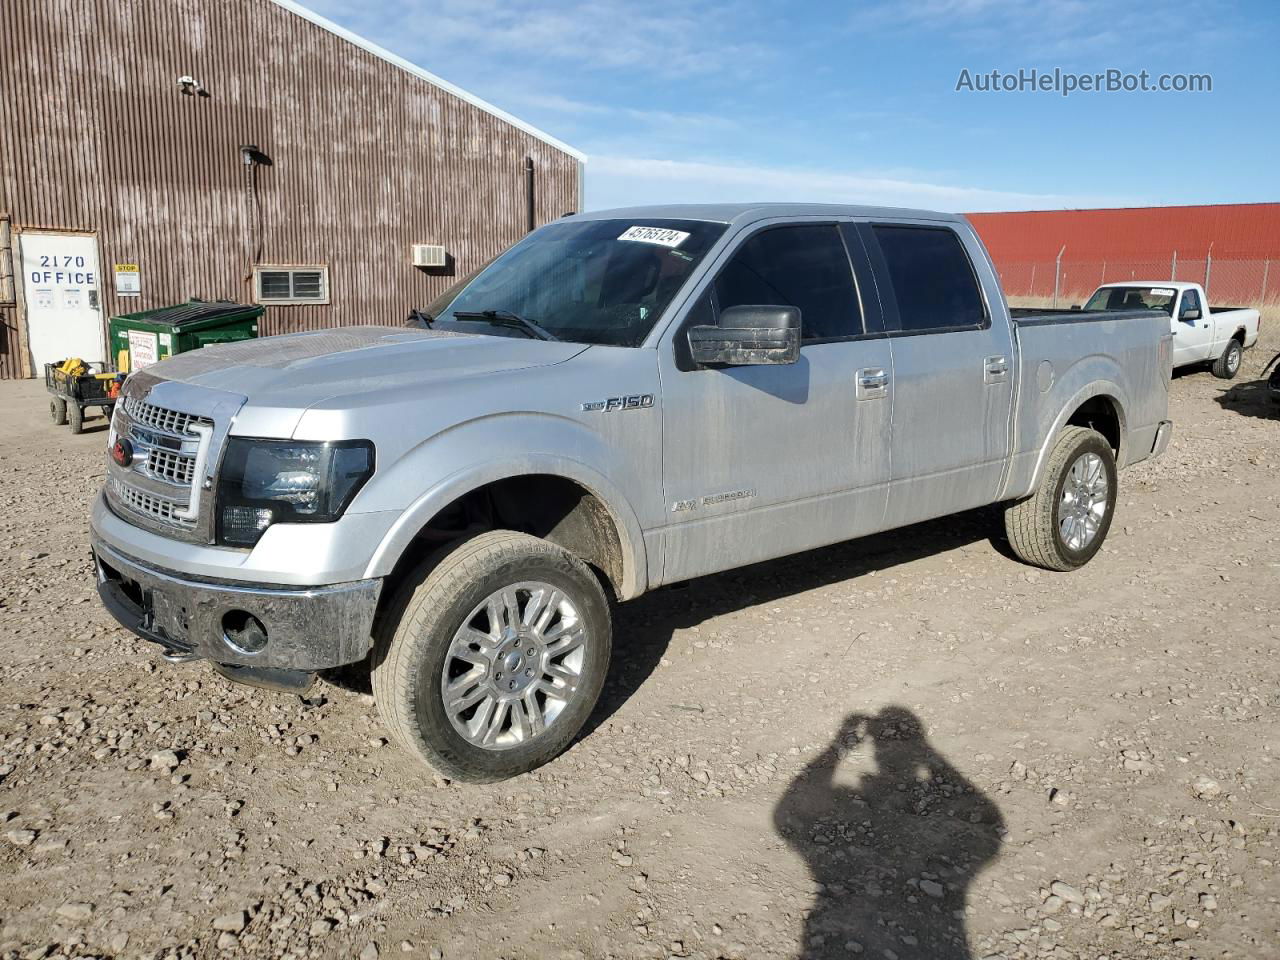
[122,396,213,437]
[110,477,196,527]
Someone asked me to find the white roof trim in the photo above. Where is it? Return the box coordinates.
[269,0,587,162]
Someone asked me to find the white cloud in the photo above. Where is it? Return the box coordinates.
[305,0,769,77]
[848,0,1232,57]
[585,155,1128,212]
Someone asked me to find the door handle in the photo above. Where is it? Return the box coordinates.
[856,367,889,400]
[984,355,1009,384]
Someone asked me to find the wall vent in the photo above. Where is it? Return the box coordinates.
[411,244,447,268]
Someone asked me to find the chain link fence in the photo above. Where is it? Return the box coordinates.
[994,255,1279,309]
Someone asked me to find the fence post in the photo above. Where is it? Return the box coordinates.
[1100,260,1106,284]
[1030,263,1037,298]
[1263,260,1271,303]
[1204,242,1213,295]
[1053,245,1066,307]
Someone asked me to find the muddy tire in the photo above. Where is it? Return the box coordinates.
[68,403,84,435]
[1212,338,1242,379]
[1003,426,1117,572]
[371,530,612,782]
[50,398,67,425]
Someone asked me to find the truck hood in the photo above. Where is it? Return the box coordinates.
[137,326,588,408]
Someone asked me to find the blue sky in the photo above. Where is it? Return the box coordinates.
[306,0,1279,212]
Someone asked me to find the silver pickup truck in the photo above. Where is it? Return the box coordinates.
[91,203,1173,782]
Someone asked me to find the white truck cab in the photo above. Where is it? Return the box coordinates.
[1083,281,1260,378]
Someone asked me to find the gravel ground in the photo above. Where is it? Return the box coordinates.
[1,330,1277,960]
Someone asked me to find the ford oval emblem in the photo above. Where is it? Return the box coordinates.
[111,437,134,468]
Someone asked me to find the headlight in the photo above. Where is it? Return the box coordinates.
[216,439,375,547]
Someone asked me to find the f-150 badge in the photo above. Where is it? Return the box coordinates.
[581,394,654,412]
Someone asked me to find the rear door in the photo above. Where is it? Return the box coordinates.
[656,221,893,583]
[19,232,105,370]
[860,222,1015,529]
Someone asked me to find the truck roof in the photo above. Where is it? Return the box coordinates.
[1096,280,1200,291]
[572,203,964,227]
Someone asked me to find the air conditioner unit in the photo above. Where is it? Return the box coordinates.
[411,244,447,268]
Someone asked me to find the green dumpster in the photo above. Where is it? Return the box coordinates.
[108,300,263,373]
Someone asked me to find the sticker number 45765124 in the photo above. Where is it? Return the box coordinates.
[618,225,691,248]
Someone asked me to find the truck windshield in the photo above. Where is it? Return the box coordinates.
[1083,286,1177,315]
[426,218,726,347]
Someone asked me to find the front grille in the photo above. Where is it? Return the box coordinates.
[111,477,194,526]
[147,447,195,486]
[122,396,212,436]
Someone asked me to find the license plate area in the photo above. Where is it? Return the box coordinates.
[144,586,190,644]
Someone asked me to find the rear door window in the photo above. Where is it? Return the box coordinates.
[714,225,862,342]
[871,225,986,333]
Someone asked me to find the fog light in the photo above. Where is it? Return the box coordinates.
[222,610,268,654]
[220,505,274,546]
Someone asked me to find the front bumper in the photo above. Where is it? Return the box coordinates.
[92,534,382,674]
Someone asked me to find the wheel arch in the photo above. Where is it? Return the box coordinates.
[364,458,647,602]
[1027,383,1128,494]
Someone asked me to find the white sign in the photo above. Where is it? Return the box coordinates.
[1149,287,1176,297]
[617,225,690,248]
[127,329,159,369]
[114,263,141,297]
[19,232,105,369]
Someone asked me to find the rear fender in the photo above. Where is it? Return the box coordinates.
[1025,377,1130,496]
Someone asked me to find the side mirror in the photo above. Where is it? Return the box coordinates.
[687,304,800,366]
[1181,308,1201,322]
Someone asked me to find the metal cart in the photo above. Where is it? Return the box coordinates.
[45,360,123,434]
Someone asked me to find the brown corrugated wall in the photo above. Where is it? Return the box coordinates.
[0,0,581,378]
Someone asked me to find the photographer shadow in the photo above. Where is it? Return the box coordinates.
[773,707,1003,959]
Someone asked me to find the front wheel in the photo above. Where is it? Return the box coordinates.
[68,403,85,434]
[1003,426,1117,571]
[1212,338,1242,379]
[50,397,67,425]
[372,531,612,782]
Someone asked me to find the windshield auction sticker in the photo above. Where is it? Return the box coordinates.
[1149,288,1176,297]
[618,226,690,248]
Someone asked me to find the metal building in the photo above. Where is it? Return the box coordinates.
[967,203,1280,305]
[0,0,584,379]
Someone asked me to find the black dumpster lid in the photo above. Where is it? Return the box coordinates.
[121,300,265,329]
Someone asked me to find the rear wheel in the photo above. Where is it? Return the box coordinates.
[1212,338,1242,379]
[372,531,612,782]
[1003,426,1117,571]
[68,403,84,435]
[49,398,67,425]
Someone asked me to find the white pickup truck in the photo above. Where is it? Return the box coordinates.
[1081,281,1260,378]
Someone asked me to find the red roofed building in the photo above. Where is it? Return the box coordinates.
[966,203,1280,304]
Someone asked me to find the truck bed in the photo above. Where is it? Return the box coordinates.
[1002,307,1172,501]
[1008,307,1161,325]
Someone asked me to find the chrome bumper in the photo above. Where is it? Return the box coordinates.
[1151,419,1174,458]
[92,535,381,676]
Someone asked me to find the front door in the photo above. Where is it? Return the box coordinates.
[656,222,893,584]
[19,232,105,372]
[1172,287,1212,366]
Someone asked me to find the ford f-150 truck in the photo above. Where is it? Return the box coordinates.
[91,204,1173,782]
[1081,281,1259,378]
